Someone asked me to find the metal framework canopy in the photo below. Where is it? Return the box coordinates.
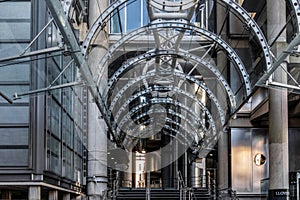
[46,0,300,156]
[80,0,257,153]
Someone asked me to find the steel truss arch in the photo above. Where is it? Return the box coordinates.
[119,107,204,141]
[108,71,225,125]
[124,118,205,152]
[114,97,211,138]
[95,20,251,95]
[124,108,218,154]
[109,84,219,138]
[82,0,272,78]
[113,90,209,134]
[109,85,219,131]
[288,0,300,33]
[218,0,272,70]
[105,49,236,110]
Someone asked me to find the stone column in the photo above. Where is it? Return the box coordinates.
[216,1,229,192]
[63,193,70,200]
[28,186,41,200]
[48,190,58,200]
[86,1,109,200]
[267,0,289,199]
[87,102,108,199]
[1,190,12,200]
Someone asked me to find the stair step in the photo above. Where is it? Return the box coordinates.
[115,188,212,200]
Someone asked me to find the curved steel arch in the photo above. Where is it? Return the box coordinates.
[82,0,274,84]
[112,90,209,134]
[82,0,272,76]
[114,98,210,138]
[125,117,202,149]
[289,0,300,33]
[219,0,272,70]
[105,49,236,110]
[118,107,204,141]
[110,89,218,134]
[95,20,251,95]
[108,71,225,124]
[82,0,136,54]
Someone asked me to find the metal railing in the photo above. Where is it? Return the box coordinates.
[104,170,217,199]
[217,187,239,200]
[177,171,198,200]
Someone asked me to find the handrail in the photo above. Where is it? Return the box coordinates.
[177,171,199,200]
[217,187,239,200]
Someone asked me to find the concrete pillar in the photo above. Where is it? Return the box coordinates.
[218,132,229,189]
[216,1,229,192]
[1,190,12,200]
[87,101,108,199]
[123,151,133,187]
[87,1,109,200]
[267,0,289,199]
[28,186,41,200]
[48,190,58,200]
[161,134,172,188]
[63,193,71,200]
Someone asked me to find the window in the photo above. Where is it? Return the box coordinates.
[110,0,149,33]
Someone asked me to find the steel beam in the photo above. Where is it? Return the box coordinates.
[0,46,62,63]
[44,0,120,146]
[256,33,300,87]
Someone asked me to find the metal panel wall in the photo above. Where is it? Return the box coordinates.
[231,128,269,194]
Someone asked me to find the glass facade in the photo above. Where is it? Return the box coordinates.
[0,0,87,189]
[0,1,31,167]
[45,20,87,183]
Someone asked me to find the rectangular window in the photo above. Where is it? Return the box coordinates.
[50,136,61,174]
[0,64,30,82]
[0,128,29,167]
[110,0,149,33]
[50,98,61,138]
[0,2,31,42]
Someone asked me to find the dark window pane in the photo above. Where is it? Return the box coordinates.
[0,149,28,166]
[0,64,30,82]
[0,106,29,124]
[0,22,31,40]
[0,128,29,145]
[0,2,31,19]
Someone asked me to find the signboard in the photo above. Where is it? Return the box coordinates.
[269,189,289,200]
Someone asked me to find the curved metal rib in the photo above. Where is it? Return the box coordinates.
[82,0,272,79]
[108,71,225,125]
[96,20,251,95]
[118,107,203,141]
[219,0,272,70]
[105,49,236,111]
[288,0,300,33]
[112,90,208,133]
[114,97,210,138]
